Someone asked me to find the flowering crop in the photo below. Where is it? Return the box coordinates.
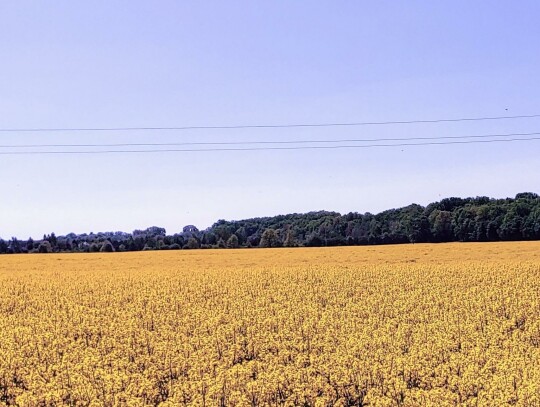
[0,243,539,406]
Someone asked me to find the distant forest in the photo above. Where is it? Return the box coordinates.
[2,192,540,254]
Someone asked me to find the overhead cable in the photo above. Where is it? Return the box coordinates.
[0,135,539,155]
[0,131,538,149]
[0,114,539,133]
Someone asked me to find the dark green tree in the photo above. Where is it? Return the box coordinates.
[185,237,200,249]
[100,240,115,252]
[226,234,239,248]
[259,228,279,248]
[283,230,296,247]
[38,241,52,253]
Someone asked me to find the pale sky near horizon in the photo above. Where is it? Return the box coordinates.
[1,1,539,239]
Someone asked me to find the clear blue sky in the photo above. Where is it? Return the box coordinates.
[1,1,539,239]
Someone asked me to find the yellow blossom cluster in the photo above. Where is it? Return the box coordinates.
[0,242,539,406]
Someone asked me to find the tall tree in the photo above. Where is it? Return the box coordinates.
[259,229,280,248]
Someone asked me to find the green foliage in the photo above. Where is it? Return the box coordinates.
[38,241,52,254]
[185,237,200,250]
[259,229,280,248]
[8,192,540,255]
[226,234,239,249]
[283,230,296,247]
[100,240,115,252]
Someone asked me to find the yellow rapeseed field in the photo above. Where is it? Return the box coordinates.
[1,242,540,406]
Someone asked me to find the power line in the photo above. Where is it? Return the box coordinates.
[0,114,539,133]
[0,131,538,149]
[0,135,539,155]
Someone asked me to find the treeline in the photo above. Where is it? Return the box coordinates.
[1,192,539,254]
